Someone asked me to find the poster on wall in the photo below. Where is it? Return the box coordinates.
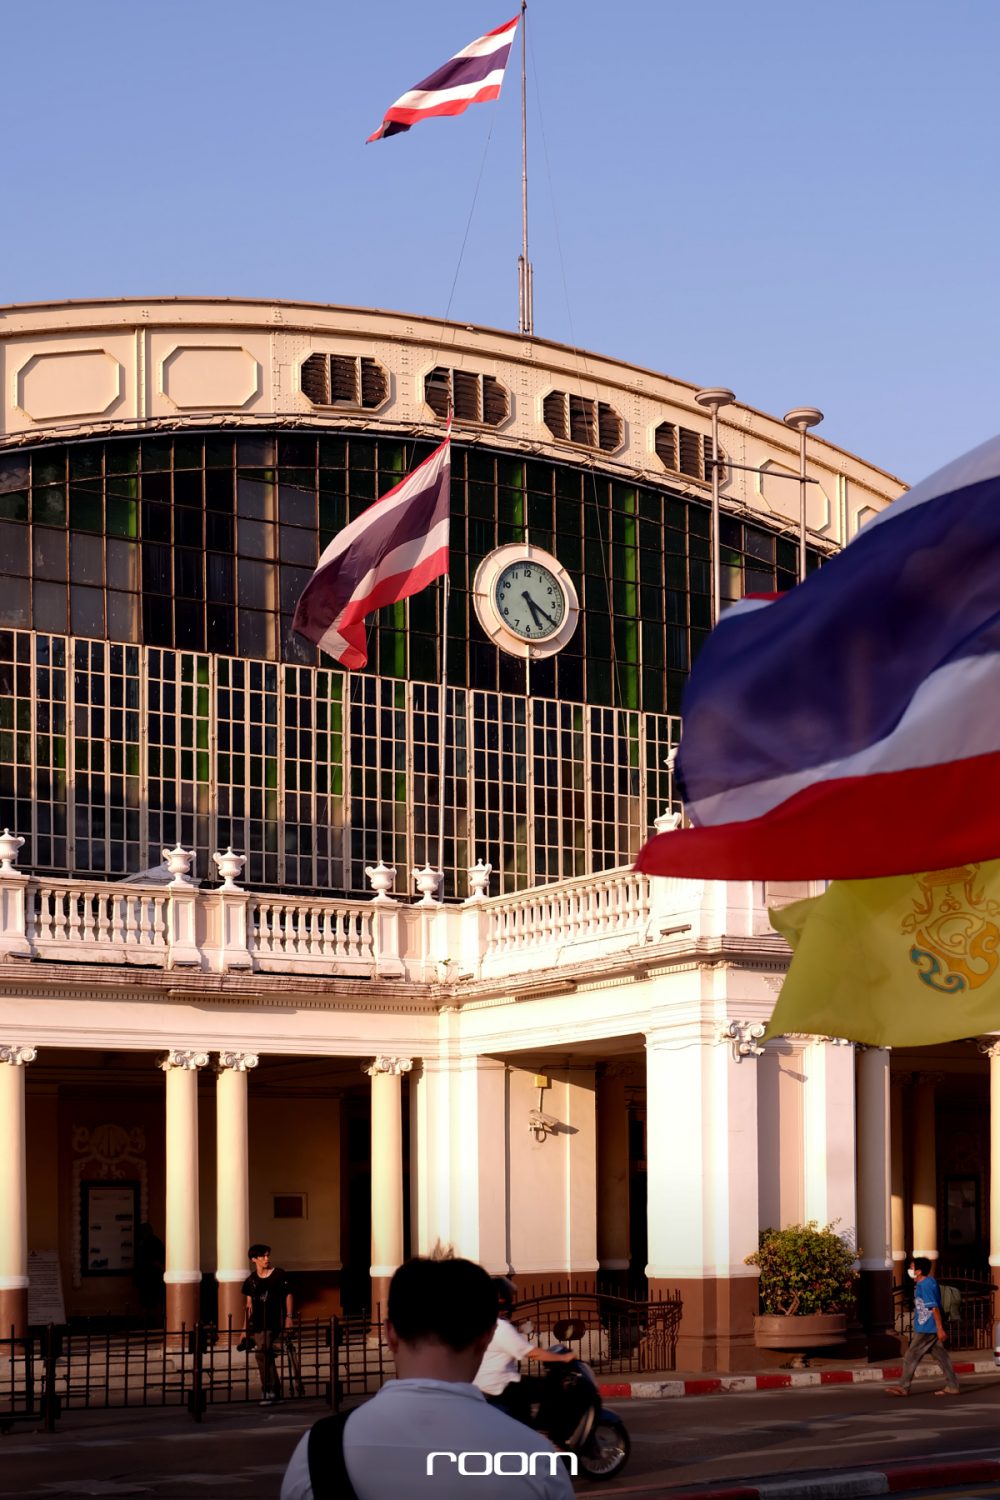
[81,1180,139,1276]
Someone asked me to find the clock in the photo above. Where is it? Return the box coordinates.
[472,544,580,660]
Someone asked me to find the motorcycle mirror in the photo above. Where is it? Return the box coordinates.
[552,1318,585,1343]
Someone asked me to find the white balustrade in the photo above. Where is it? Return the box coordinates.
[250,896,375,975]
[28,880,170,962]
[0,845,722,987]
[482,867,655,975]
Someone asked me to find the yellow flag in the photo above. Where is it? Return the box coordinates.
[767,860,1000,1047]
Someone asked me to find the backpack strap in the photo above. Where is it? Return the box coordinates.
[307,1412,359,1499]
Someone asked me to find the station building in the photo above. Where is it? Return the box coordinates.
[0,296,973,1370]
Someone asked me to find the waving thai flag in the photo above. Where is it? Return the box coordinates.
[635,433,1000,880]
[292,435,450,670]
[367,14,519,142]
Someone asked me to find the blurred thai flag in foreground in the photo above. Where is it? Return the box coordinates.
[293,434,450,670]
[367,14,519,142]
[635,433,1000,880]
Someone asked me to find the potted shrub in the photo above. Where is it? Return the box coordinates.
[746,1221,858,1352]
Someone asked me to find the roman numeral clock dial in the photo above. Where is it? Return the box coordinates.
[472,544,580,660]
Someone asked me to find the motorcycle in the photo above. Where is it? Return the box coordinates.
[533,1318,631,1482]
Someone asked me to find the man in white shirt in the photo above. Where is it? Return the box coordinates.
[280,1258,574,1500]
[475,1277,575,1425]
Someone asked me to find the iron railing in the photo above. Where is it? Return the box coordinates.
[1,1290,684,1429]
[893,1279,997,1351]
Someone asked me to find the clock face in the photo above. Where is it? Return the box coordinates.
[472,543,580,660]
[494,560,567,640]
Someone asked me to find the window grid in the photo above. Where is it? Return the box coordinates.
[0,629,681,898]
[0,433,809,715]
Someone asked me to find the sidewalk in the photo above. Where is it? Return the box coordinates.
[596,1348,1000,1401]
[665,1456,1000,1499]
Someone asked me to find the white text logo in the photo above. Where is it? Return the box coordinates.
[426,1450,578,1476]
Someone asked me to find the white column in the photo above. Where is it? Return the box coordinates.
[911,1074,938,1262]
[890,1073,907,1273]
[0,1044,36,1338]
[856,1046,894,1339]
[161,1049,208,1329]
[216,1051,258,1333]
[597,1065,631,1286]
[449,1055,509,1272]
[646,1020,761,1370]
[367,1055,411,1313]
[857,1047,892,1268]
[803,1037,857,1233]
[981,1042,1000,1276]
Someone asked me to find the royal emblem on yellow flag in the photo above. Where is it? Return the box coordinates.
[766,860,1000,1047]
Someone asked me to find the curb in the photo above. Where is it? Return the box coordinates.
[662,1456,1000,1497]
[597,1357,1000,1402]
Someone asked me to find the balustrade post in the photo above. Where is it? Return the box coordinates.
[163,845,203,969]
[367,871,404,979]
[0,831,31,960]
[211,849,252,973]
[460,896,491,981]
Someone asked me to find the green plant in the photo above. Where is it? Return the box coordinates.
[745,1221,859,1316]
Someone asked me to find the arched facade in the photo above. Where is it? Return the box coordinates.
[1,298,977,1371]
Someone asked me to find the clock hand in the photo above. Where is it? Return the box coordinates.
[522,591,558,628]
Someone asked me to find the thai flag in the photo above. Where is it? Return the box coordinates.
[292,435,450,670]
[635,433,1000,880]
[367,15,519,142]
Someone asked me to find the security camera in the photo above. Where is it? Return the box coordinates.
[528,1108,559,1132]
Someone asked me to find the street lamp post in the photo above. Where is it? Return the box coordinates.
[694,388,736,625]
[783,407,824,582]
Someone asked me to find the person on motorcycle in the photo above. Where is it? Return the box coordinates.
[474,1277,575,1426]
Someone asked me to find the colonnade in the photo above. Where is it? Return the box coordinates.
[0,1043,413,1338]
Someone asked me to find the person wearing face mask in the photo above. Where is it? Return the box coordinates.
[885,1257,960,1397]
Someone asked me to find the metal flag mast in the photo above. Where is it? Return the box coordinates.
[517,0,533,336]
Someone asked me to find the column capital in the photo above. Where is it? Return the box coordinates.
[979,1039,1000,1059]
[720,1019,766,1062]
[217,1051,259,1072]
[365,1056,414,1077]
[857,1043,891,1054]
[159,1049,209,1072]
[0,1044,37,1066]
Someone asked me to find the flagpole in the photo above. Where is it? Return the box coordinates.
[436,421,453,893]
[517,0,533,336]
[437,574,450,891]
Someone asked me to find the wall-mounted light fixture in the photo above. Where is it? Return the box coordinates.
[528,1073,559,1140]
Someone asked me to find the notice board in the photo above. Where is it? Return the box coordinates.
[81,1180,139,1276]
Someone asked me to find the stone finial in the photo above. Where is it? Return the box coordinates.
[0,830,24,874]
[212,847,246,890]
[365,861,397,903]
[162,844,197,886]
[466,859,492,901]
[412,864,442,905]
[653,810,682,834]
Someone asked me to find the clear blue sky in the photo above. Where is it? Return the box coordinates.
[6,0,1000,483]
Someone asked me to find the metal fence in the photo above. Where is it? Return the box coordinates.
[1,1290,683,1429]
[893,1279,997,1351]
[1,1320,337,1430]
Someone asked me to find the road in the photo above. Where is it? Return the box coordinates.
[4,1380,1000,1497]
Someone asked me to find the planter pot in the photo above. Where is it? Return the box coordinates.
[753,1312,848,1351]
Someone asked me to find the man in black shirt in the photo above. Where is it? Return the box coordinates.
[242,1243,293,1404]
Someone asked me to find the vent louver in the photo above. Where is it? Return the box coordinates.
[424,367,509,426]
[300,353,388,409]
[543,391,623,453]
